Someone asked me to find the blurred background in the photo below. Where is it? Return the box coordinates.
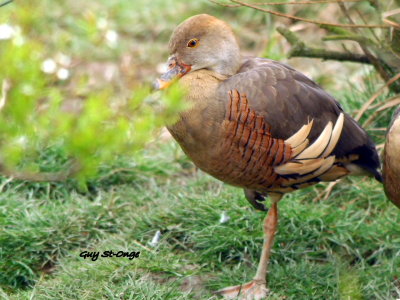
[0,0,399,299]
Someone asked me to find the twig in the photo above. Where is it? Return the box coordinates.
[383,8,400,29]
[277,27,371,64]
[230,0,390,28]
[322,35,374,45]
[0,0,12,8]
[376,95,400,112]
[0,79,10,110]
[354,72,400,121]
[338,2,393,85]
[0,161,81,182]
[1,170,71,181]
[210,0,363,7]
[362,95,400,127]
[132,239,155,253]
[368,94,400,110]
[337,1,354,24]
[254,0,363,4]
[355,8,380,42]
[208,0,241,7]
[367,127,388,131]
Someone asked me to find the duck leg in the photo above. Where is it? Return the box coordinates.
[216,194,281,299]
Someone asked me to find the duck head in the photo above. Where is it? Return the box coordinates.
[155,14,241,89]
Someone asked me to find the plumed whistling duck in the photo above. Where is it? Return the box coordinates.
[384,107,400,208]
[155,14,382,299]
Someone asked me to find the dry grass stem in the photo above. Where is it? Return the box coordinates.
[355,73,400,122]
[362,95,400,127]
[230,0,390,28]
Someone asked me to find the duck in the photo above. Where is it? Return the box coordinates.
[383,107,400,208]
[155,14,382,299]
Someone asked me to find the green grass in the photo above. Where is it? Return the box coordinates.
[0,143,399,299]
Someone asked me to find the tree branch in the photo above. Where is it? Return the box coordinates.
[210,0,363,7]
[277,27,371,64]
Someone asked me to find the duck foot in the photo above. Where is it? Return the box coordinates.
[215,280,269,300]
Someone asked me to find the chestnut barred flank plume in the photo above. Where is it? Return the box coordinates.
[213,89,346,194]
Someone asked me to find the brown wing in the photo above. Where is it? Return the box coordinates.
[218,57,381,181]
[212,90,347,193]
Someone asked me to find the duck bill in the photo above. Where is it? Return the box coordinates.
[154,56,191,90]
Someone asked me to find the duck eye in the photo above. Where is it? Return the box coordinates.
[187,38,199,48]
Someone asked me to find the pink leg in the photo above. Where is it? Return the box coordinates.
[216,193,281,299]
